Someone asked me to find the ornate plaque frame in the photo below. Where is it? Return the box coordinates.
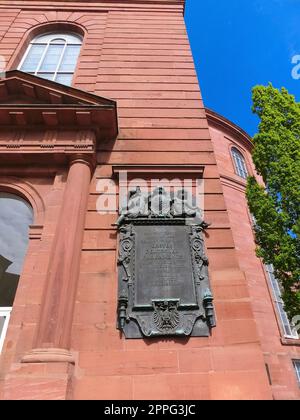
[117,187,216,339]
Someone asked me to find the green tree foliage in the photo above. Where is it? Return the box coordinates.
[246,84,300,320]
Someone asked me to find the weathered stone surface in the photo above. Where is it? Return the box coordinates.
[0,0,297,401]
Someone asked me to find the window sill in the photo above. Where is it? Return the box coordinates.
[281,337,300,347]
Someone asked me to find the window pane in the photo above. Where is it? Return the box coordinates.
[278,303,293,336]
[50,38,68,45]
[36,73,55,81]
[0,310,11,354]
[294,361,300,383]
[39,44,64,72]
[19,32,82,86]
[0,315,5,336]
[55,73,73,86]
[267,267,282,300]
[20,44,45,72]
[265,264,299,339]
[232,148,248,179]
[0,193,33,307]
[33,33,82,44]
[58,45,81,72]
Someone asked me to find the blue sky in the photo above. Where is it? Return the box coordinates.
[185,0,300,136]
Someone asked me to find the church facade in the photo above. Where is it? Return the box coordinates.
[0,0,299,400]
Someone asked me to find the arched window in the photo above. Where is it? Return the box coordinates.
[0,193,33,353]
[231,147,249,179]
[18,32,82,86]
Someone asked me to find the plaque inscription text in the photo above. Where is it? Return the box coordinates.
[135,226,196,306]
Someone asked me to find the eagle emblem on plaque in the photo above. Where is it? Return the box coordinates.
[153,300,180,333]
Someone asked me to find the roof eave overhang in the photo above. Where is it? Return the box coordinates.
[0,70,119,144]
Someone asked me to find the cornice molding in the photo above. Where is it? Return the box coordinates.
[112,164,204,177]
[0,0,185,14]
[0,128,96,155]
[205,108,253,151]
[220,174,247,194]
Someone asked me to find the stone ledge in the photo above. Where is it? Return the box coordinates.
[21,348,75,364]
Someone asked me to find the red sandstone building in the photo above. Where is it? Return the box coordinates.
[0,0,299,400]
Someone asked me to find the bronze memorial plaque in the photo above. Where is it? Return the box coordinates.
[135,225,197,307]
[117,187,216,339]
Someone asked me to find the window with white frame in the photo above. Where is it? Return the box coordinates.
[294,361,300,385]
[231,147,249,179]
[265,264,299,339]
[0,307,12,353]
[18,32,82,86]
[0,193,33,353]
